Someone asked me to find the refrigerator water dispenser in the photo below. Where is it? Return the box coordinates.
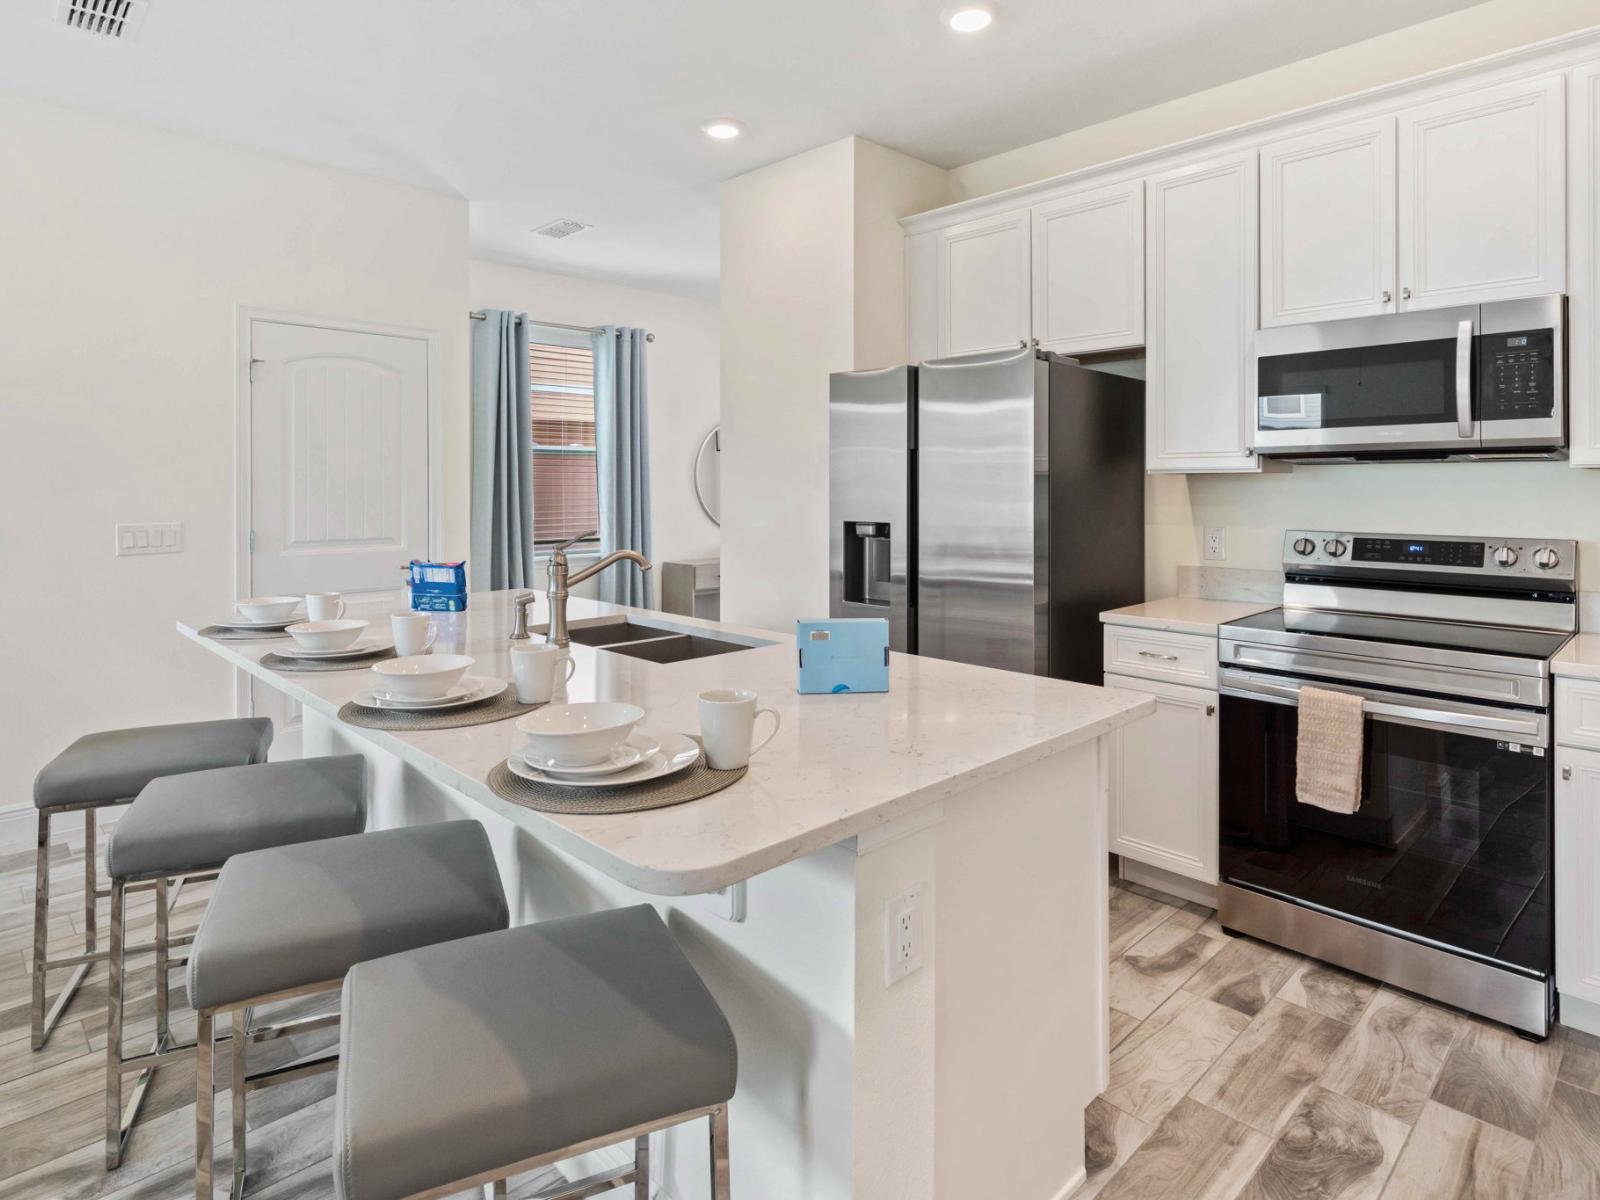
[842,523,892,606]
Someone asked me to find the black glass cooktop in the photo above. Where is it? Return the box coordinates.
[1224,608,1572,662]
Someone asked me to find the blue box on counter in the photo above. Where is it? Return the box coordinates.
[796,618,890,694]
[408,561,467,611]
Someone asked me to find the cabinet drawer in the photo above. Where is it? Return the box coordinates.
[1557,678,1600,751]
[1102,626,1217,687]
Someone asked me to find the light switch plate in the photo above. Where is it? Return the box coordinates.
[116,522,183,556]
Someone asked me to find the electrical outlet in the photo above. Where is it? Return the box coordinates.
[885,884,925,986]
[115,522,184,557]
[1203,527,1226,561]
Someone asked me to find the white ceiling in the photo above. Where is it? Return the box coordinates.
[0,0,1484,298]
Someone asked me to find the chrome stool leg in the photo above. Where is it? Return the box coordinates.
[709,1105,731,1200]
[105,877,126,1168]
[196,1009,215,1200]
[84,809,97,953]
[155,878,171,1041]
[31,807,101,1050]
[231,1006,250,1198]
[634,1134,649,1199]
[106,875,186,1168]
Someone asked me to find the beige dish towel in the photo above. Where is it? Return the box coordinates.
[1296,685,1365,814]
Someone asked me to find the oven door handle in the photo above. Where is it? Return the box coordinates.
[1456,316,1475,439]
[1218,668,1547,745]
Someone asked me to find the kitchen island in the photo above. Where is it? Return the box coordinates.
[179,590,1152,1200]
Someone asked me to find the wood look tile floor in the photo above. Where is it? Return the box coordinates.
[5,828,1600,1199]
[1088,878,1600,1200]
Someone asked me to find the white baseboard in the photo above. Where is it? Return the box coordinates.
[1119,858,1218,908]
[1561,992,1600,1037]
[1050,1165,1088,1200]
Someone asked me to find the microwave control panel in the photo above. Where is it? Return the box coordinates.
[1480,328,1555,421]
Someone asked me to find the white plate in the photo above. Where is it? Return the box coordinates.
[353,675,507,711]
[278,636,391,660]
[213,617,298,631]
[524,731,662,778]
[507,731,699,789]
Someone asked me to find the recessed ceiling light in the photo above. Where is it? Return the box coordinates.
[702,119,744,140]
[945,5,995,32]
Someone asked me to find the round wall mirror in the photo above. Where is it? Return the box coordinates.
[693,425,721,526]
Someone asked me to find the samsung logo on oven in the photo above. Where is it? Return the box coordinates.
[1344,876,1383,890]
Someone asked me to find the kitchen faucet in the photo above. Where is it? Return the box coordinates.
[545,530,652,648]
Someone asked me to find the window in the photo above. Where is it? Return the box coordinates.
[529,333,599,547]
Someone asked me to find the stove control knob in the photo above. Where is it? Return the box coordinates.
[1323,538,1348,558]
[1492,545,1519,568]
[1292,537,1316,556]
[1533,546,1561,571]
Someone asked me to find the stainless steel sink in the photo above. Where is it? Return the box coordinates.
[528,616,765,662]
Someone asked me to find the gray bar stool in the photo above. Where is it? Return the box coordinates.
[333,905,738,1200]
[30,717,273,1050]
[104,753,367,1168]
[189,819,509,1200]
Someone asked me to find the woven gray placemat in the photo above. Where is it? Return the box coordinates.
[261,647,398,672]
[486,746,746,815]
[337,686,538,730]
[198,625,291,641]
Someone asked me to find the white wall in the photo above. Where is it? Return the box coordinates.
[0,93,469,808]
[467,259,722,576]
[938,0,1600,599]
[720,137,947,632]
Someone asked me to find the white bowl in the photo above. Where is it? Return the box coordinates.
[235,595,301,623]
[370,653,475,700]
[285,618,369,653]
[516,701,646,768]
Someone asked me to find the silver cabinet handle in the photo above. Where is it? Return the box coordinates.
[1382,290,1392,303]
[1563,766,1573,781]
[1402,286,1412,300]
[1455,318,1475,438]
[1137,650,1179,661]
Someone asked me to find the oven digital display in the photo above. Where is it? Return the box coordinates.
[1352,537,1484,567]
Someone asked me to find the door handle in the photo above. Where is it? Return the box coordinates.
[1205,704,1216,717]
[1455,318,1474,438]
[1563,766,1573,781]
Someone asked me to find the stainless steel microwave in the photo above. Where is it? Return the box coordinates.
[1253,295,1565,461]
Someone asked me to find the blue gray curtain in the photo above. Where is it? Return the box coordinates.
[470,310,534,591]
[593,327,652,607]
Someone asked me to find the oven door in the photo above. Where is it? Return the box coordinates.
[1218,667,1552,978]
[1254,305,1480,455]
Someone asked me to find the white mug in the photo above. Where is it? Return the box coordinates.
[510,642,576,705]
[306,593,346,621]
[390,612,438,657]
[698,689,780,770]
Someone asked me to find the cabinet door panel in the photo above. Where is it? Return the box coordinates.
[1146,153,1259,472]
[936,210,1031,357]
[1569,61,1600,467]
[1557,748,1600,1007]
[1260,118,1396,327]
[1104,672,1218,884]
[1398,74,1565,309]
[1032,180,1144,354]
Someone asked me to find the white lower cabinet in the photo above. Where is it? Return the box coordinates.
[1556,744,1600,1017]
[1104,670,1219,886]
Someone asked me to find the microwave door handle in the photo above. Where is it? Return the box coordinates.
[1456,317,1474,438]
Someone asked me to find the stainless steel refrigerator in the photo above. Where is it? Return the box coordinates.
[828,347,1145,684]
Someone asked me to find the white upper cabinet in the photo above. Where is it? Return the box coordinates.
[1397,74,1566,310]
[1031,180,1145,354]
[934,209,1032,357]
[1146,152,1259,472]
[1260,118,1397,327]
[1569,60,1600,467]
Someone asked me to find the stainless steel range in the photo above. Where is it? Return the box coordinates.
[1217,531,1577,1036]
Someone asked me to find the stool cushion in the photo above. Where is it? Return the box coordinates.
[188,820,508,1011]
[34,718,273,811]
[334,905,737,1200]
[106,754,365,883]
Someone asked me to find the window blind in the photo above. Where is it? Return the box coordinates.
[529,341,599,546]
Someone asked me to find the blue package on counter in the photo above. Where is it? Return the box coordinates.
[796,618,889,694]
[408,560,467,610]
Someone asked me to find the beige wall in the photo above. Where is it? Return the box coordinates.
[720,137,947,632]
[0,93,469,806]
[950,0,1600,201]
[942,0,1600,599]
[468,259,722,572]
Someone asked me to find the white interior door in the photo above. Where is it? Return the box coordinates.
[245,319,432,730]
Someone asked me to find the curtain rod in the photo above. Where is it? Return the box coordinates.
[469,312,654,342]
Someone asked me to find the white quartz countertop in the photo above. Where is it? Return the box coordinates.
[1100,597,1275,636]
[1552,634,1600,682]
[181,591,1153,895]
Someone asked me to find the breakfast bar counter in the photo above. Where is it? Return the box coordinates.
[179,590,1152,1200]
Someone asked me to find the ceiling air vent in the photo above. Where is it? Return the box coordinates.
[533,219,592,240]
[57,0,147,38]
